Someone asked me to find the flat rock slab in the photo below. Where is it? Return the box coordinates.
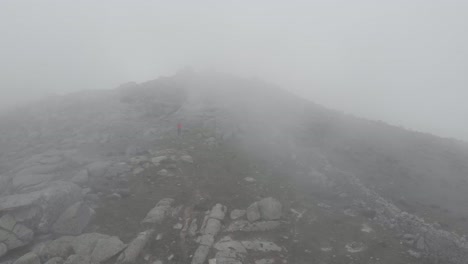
[13,252,41,264]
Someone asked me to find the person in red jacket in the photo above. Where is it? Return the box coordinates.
[177,122,182,136]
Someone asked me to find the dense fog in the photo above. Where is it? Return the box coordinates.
[0,1,467,140]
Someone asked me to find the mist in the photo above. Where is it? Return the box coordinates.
[1,0,467,140]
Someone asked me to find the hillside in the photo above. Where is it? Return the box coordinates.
[0,71,468,264]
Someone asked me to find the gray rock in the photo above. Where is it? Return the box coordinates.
[87,161,111,178]
[191,245,210,264]
[209,204,226,220]
[90,236,126,263]
[0,242,7,258]
[0,214,17,231]
[12,174,55,190]
[0,181,83,233]
[241,240,282,252]
[0,222,34,251]
[141,198,174,227]
[52,202,94,235]
[188,219,198,237]
[246,202,261,222]
[214,237,247,254]
[180,155,193,163]
[72,233,109,256]
[416,236,426,251]
[151,156,167,165]
[70,171,89,185]
[104,163,131,179]
[255,259,274,264]
[198,234,214,246]
[43,257,64,264]
[117,230,154,264]
[156,169,169,177]
[204,218,221,236]
[226,220,281,232]
[13,253,41,264]
[408,249,422,258]
[34,236,74,260]
[230,210,246,220]
[63,255,91,264]
[257,197,282,220]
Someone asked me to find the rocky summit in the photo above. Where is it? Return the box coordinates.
[0,71,468,264]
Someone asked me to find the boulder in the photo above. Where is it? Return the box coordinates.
[90,236,126,263]
[226,220,281,232]
[209,204,226,220]
[151,156,167,165]
[52,202,94,235]
[116,230,154,264]
[70,171,89,185]
[214,237,247,254]
[191,245,210,264]
[257,197,282,220]
[34,236,74,261]
[141,198,174,227]
[13,253,40,264]
[204,218,221,236]
[104,163,131,179]
[246,202,261,222]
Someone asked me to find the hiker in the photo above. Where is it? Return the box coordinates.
[177,122,182,136]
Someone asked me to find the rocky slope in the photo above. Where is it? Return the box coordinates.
[0,71,468,264]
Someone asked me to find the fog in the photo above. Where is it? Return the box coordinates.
[1,0,467,140]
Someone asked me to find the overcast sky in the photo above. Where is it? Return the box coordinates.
[0,0,467,140]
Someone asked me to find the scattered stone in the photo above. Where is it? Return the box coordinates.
[226,220,281,232]
[246,202,261,222]
[156,169,170,177]
[230,210,246,220]
[141,198,175,228]
[257,197,282,220]
[345,242,366,253]
[241,240,281,252]
[0,214,16,231]
[151,156,167,165]
[13,252,40,264]
[408,249,422,258]
[117,230,154,264]
[132,167,144,175]
[173,223,183,230]
[52,202,94,235]
[317,202,331,209]
[361,223,373,233]
[70,170,89,185]
[180,155,193,163]
[244,177,256,183]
